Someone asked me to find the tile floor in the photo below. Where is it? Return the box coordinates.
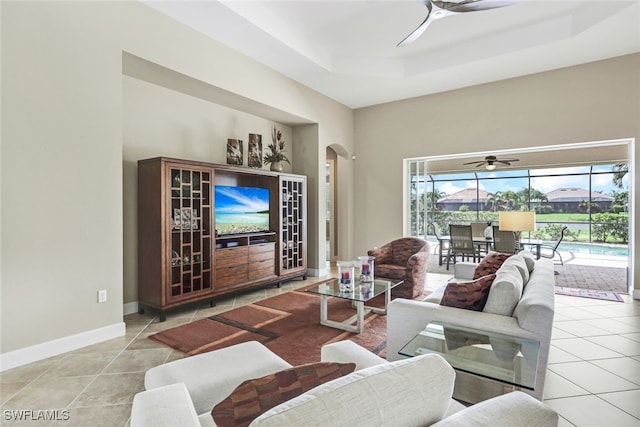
[1,273,639,426]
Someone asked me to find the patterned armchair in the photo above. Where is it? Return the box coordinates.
[368,237,430,299]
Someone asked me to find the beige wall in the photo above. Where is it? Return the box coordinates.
[1,1,353,364]
[353,53,640,292]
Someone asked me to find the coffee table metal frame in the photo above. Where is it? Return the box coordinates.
[305,278,402,334]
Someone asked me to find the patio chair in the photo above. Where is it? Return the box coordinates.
[471,222,491,256]
[446,224,480,270]
[492,225,518,255]
[539,226,568,270]
[430,222,450,265]
[470,222,487,239]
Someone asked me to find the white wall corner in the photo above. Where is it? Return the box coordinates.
[123,301,139,316]
[0,322,126,372]
[307,267,330,278]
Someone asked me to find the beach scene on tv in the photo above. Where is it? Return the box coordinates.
[215,185,270,235]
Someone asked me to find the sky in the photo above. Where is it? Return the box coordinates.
[430,165,628,196]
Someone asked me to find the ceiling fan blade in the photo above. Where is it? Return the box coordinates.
[462,160,485,165]
[436,0,523,13]
[397,4,435,47]
[497,161,511,165]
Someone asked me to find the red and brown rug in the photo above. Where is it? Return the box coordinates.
[149,283,426,366]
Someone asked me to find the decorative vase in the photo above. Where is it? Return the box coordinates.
[336,261,355,293]
[270,161,284,172]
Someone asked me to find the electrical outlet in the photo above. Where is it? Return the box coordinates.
[98,289,107,303]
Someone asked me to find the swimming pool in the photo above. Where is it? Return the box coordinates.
[556,242,628,257]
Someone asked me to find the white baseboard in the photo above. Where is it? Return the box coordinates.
[123,301,139,316]
[307,266,329,277]
[634,288,640,300]
[0,322,126,372]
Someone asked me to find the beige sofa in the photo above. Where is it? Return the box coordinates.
[387,252,555,402]
[130,340,557,426]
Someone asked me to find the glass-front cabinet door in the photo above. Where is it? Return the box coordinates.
[279,175,307,275]
[167,163,213,302]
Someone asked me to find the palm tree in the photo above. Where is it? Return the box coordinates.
[527,188,548,210]
[486,191,505,212]
[612,163,628,189]
[426,190,445,210]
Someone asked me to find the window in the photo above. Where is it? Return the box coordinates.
[407,161,629,245]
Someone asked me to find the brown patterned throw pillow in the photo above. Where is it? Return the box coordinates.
[211,362,356,427]
[440,274,496,311]
[473,252,513,279]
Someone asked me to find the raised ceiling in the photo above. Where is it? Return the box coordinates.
[144,0,640,109]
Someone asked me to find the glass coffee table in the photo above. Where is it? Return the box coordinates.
[399,322,540,401]
[306,278,402,333]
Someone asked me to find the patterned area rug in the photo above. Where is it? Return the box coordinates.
[149,282,426,365]
[554,286,624,302]
[554,264,627,293]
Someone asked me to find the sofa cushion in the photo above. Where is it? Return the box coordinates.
[250,354,455,427]
[212,362,355,427]
[519,251,537,272]
[440,274,496,311]
[375,264,405,281]
[501,255,530,284]
[483,263,524,316]
[473,252,512,279]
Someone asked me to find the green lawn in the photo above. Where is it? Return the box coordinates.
[535,213,590,222]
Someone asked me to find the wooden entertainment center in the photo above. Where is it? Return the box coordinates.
[137,157,307,321]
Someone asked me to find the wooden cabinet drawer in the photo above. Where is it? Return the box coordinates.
[216,273,249,287]
[249,258,275,279]
[216,246,249,258]
[216,264,248,279]
[249,250,274,262]
[249,242,275,254]
[216,255,247,269]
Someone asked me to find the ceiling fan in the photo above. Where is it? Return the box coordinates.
[462,155,520,170]
[397,0,523,47]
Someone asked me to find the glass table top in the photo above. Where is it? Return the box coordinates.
[305,278,402,303]
[399,321,540,390]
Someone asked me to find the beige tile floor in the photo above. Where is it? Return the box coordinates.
[1,273,639,426]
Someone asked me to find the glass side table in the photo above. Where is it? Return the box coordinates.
[399,322,540,401]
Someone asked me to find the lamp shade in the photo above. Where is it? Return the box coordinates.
[499,211,536,232]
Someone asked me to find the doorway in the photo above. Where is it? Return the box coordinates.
[326,147,338,263]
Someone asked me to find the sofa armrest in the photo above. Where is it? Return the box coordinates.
[321,340,387,371]
[431,391,558,427]
[131,383,202,427]
[368,244,392,264]
[386,299,536,362]
[407,250,429,273]
[145,341,291,415]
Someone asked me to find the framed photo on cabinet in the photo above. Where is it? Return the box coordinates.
[226,139,243,165]
[248,133,262,168]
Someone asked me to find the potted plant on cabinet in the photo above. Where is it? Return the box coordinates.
[263,126,290,171]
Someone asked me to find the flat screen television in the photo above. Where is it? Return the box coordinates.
[214,185,270,235]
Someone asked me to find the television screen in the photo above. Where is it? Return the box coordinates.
[214,185,270,235]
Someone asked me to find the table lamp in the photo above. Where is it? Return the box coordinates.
[499,211,536,248]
